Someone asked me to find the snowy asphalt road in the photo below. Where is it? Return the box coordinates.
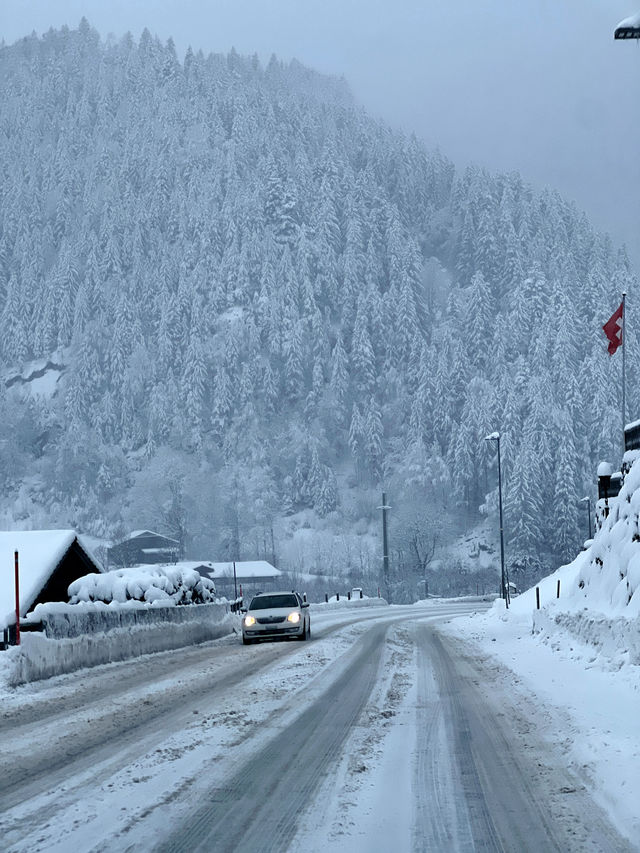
[158,621,388,853]
[0,601,633,852]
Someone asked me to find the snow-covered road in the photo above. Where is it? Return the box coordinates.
[0,601,632,852]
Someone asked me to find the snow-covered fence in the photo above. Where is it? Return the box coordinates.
[10,602,235,685]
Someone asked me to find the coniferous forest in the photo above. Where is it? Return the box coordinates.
[0,22,635,599]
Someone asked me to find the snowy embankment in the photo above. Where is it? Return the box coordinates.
[6,601,236,686]
[309,595,388,613]
[444,457,640,845]
[2,564,235,685]
[5,603,238,685]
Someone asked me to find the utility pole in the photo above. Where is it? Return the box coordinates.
[14,550,21,646]
[379,492,391,602]
[484,433,509,608]
[622,290,627,456]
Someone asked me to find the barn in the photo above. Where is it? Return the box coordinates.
[107,530,180,568]
[1,530,101,645]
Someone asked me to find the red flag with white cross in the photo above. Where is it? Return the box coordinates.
[603,302,624,355]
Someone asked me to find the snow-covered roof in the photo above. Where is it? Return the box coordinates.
[127,530,179,542]
[0,530,77,629]
[141,547,180,554]
[209,561,281,579]
[127,561,216,573]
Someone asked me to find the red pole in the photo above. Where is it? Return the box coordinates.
[14,550,20,646]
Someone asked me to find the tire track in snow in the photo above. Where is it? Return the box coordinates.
[413,623,476,851]
[415,627,633,852]
[156,623,388,853]
[417,625,559,851]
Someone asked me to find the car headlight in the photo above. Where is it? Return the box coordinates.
[287,611,301,623]
[244,615,256,626]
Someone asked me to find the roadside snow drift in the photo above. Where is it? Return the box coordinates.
[10,602,236,685]
[445,456,640,845]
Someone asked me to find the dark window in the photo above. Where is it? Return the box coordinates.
[249,594,299,610]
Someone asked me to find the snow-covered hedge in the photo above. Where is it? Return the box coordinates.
[68,565,216,606]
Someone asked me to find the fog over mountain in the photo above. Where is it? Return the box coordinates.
[3,0,639,263]
[0,23,635,598]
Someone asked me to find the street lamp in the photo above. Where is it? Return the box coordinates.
[484,432,509,608]
[580,496,592,541]
[377,492,391,603]
[614,13,640,39]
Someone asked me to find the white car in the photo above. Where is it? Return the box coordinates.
[242,591,311,644]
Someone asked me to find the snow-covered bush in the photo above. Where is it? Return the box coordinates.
[572,456,640,616]
[68,565,216,606]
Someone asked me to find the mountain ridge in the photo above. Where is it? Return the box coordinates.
[0,22,634,600]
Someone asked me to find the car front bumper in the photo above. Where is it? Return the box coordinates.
[243,623,304,640]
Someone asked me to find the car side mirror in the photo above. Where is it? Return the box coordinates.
[240,607,247,613]
[302,602,309,608]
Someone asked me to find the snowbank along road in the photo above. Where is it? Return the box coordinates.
[0,601,633,852]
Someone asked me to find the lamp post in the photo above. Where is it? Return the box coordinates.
[580,496,592,541]
[614,13,640,39]
[378,492,391,602]
[484,432,508,608]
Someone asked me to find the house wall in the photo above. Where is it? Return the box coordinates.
[107,533,180,567]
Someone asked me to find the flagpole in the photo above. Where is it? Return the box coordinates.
[622,290,627,454]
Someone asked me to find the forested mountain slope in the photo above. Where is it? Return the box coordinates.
[0,22,634,596]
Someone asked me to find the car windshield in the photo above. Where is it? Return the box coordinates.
[249,594,299,610]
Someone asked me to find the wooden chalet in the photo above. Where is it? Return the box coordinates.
[107,530,180,568]
[1,530,101,645]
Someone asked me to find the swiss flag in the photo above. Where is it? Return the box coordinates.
[603,302,624,355]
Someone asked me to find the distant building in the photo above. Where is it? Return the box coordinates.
[201,561,282,598]
[107,530,180,568]
[1,530,101,643]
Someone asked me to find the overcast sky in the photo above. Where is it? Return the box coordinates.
[2,1,639,265]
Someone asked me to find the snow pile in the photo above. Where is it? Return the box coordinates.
[560,454,640,617]
[310,596,388,612]
[67,565,216,606]
[473,454,640,668]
